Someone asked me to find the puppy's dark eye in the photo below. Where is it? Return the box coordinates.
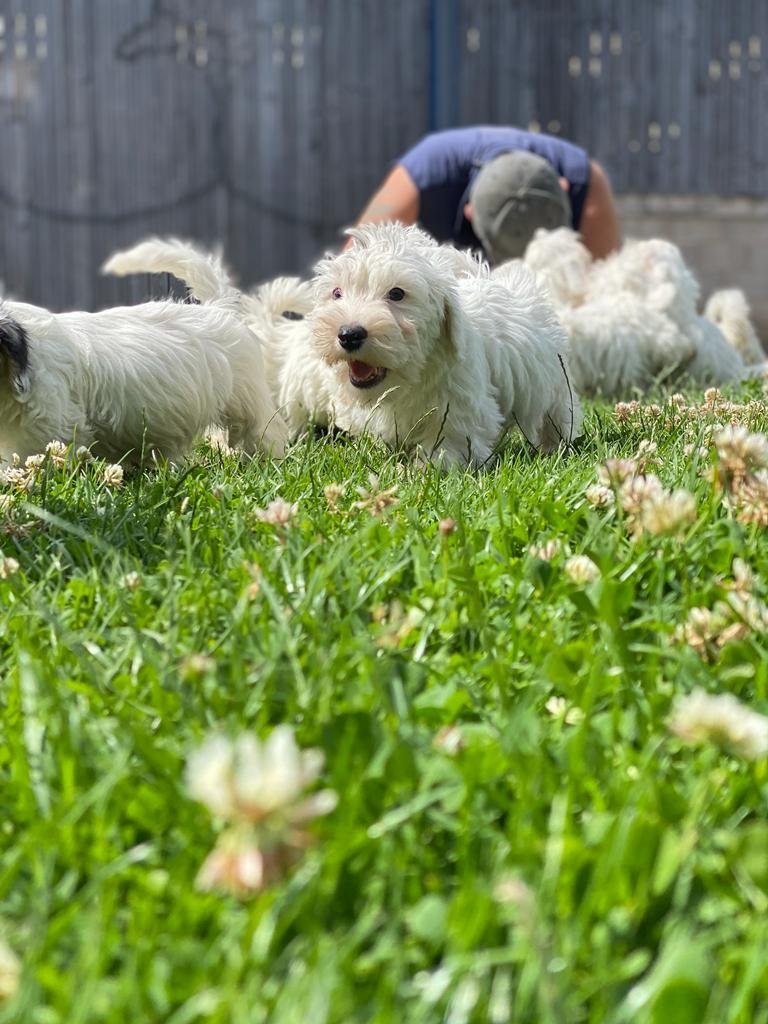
[387,287,405,302]
[332,287,342,300]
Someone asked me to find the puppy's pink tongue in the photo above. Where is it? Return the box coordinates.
[349,360,377,381]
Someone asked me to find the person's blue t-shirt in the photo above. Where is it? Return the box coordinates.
[399,126,591,250]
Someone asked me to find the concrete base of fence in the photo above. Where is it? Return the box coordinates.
[618,195,768,344]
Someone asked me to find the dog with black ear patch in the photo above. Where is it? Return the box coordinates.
[0,260,288,466]
[0,314,30,399]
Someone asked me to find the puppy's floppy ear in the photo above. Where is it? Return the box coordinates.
[440,280,469,360]
[0,314,31,400]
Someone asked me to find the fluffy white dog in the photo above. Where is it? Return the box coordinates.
[509,231,693,398]
[522,226,592,309]
[589,237,768,378]
[245,275,315,398]
[276,222,582,467]
[704,288,765,367]
[521,228,765,393]
[0,242,287,465]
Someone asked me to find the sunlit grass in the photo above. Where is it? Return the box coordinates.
[1,387,768,1023]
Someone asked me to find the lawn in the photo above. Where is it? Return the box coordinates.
[1,386,768,1023]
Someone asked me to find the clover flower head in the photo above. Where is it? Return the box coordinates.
[564,554,600,584]
[669,689,768,760]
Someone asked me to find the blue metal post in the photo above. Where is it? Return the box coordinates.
[429,0,461,131]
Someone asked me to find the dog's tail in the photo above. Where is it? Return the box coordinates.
[0,310,30,398]
[704,288,765,366]
[246,275,314,325]
[103,237,240,310]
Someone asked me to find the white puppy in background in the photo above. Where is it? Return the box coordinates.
[522,226,593,309]
[590,237,752,384]
[704,288,765,367]
[283,222,582,468]
[520,228,765,393]
[245,275,315,399]
[0,242,287,465]
[513,230,694,398]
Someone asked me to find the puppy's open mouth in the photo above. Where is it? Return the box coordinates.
[348,360,387,389]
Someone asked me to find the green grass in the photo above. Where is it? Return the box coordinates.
[2,388,768,1023]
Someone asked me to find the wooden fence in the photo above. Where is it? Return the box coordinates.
[0,0,765,310]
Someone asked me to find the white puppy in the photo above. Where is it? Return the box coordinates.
[588,237,754,385]
[704,288,765,367]
[276,222,581,467]
[522,229,761,391]
[0,242,287,465]
[515,230,694,398]
[522,226,592,308]
[244,275,315,399]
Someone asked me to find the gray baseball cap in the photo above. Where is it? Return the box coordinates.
[468,151,571,264]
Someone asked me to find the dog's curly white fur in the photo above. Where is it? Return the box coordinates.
[704,288,765,367]
[521,228,764,394]
[0,240,287,464]
[271,222,582,467]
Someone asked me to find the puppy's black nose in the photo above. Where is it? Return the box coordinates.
[337,324,368,351]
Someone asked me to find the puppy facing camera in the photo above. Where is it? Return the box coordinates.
[271,222,582,468]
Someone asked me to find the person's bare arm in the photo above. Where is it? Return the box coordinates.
[578,160,620,259]
[343,164,420,248]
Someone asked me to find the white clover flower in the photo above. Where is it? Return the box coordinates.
[188,727,337,898]
[527,539,561,561]
[353,473,399,515]
[636,488,696,537]
[122,571,141,591]
[433,724,464,755]
[186,726,336,824]
[636,439,658,458]
[618,473,663,515]
[674,605,735,657]
[255,497,298,526]
[613,401,640,422]
[24,454,46,471]
[0,939,20,1001]
[493,874,535,913]
[731,558,755,593]
[597,458,638,487]
[194,829,279,897]
[0,558,20,580]
[438,517,457,536]
[413,966,453,1005]
[725,590,768,632]
[75,445,94,464]
[179,653,216,680]
[545,696,584,725]
[731,469,768,525]
[1,467,34,492]
[669,689,768,760]
[103,464,124,488]
[45,440,68,466]
[323,483,346,511]
[714,425,768,475]
[564,554,600,584]
[585,484,615,509]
